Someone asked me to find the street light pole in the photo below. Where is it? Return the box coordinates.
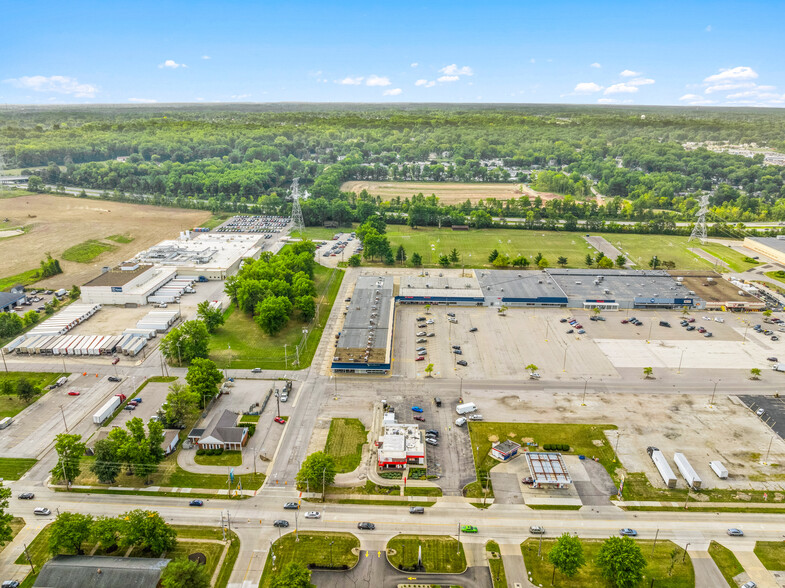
[710,379,720,406]
[581,377,590,406]
[275,391,280,418]
[60,405,68,433]
[682,543,690,563]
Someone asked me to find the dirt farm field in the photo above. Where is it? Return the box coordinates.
[0,194,211,288]
[341,181,561,204]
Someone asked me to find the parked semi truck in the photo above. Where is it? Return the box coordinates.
[93,394,127,425]
[647,446,677,488]
[674,452,702,489]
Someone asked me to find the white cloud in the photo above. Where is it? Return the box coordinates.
[628,77,655,86]
[410,62,418,68]
[704,66,758,83]
[619,69,640,77]
[679,93,717,105]
[705,81,755,94]
[679,94,702,101]
[437,75,460,83]
[604,83,639,94]
[598,98,633,104]
[439,64,473,77]
[128,98,157,103]
[3,75,97,97]
[530,58,536,64]
[338,76,364,85]
[705,25,712,32]
[415,79,436,88]
[201,55,211,60]
[726,89,785,102]
[230,94,251,99]
[159,59,186,69]
[383,88,402,96]
[590,62,602,68]
[573,82,603,94]
[366,75,391,87]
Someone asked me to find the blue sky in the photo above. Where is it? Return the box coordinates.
[2,0,784,106]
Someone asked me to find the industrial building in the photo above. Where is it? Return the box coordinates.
[525,452,572,489]
[668,271,765,311]
[332,275,394,374]
[34,555,170,588]
[0,287,26,312]
[133,232,264,280]
[398,274,485,306]
[478,270,568,308]
[81,263,177,306]
[743,236,785,264]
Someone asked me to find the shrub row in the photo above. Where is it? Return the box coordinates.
[542,444,570,452]
[196,448,224,456]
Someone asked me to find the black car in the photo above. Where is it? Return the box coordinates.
[559,318,568,323]
[457,360,468,366]
[189,499,204,507]
[453,349,463,355]
[17,492,34,500]
[283,502,299,509]
[273,520,289,527]
[469,327,478,332]
[451,345,461,350]
[447,312,456,317]
[108,376,121,382]
[426,429,439,437]
[357,522,375,530]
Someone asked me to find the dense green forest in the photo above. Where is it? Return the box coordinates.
[3,103,785,225]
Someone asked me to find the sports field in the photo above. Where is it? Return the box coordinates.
[341,181,528,204]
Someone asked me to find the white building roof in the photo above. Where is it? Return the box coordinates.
[525,452,572,484]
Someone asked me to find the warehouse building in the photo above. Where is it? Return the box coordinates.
[398,273,485,306]
[0,288,26,312]
[743,236,785,265]
[332,275,394,374]
[669,271,765,311]
[477,270,569,308]
[81,263,177,306]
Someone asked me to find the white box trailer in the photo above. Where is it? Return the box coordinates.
[148,295,178,304]
[93,396,123,424]
[123,329,156,339]
[674,452,702,489]
[710,461,728,479]
[87,336,105,356]
[648,447,677,488]
[126,338,147,357]
[65,336,86,355]
[3,336,26,354]
[456,402,477,414]
[773,364,785,372]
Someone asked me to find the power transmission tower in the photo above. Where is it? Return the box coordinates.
[290,177,305,236]
[0,151,7,194]
[688,192,709,243]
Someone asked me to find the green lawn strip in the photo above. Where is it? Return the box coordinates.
[324,418,367,473]
[0,370,64,419]
[105,234,134,244]
[167,467,264,490]
[698,242,759,272]
[708,541,743,587]
[239,414,260,423]
[387,534,467,574]
[260,532,360,588]
[403,486,443,497]
[765,271,785,286]
[522,538,694,588]
[0,268,42,292]
[468,422,618,498]
[215,531,241,588]
[209,264,344,369]
[470,502,492,509]
[54,487,248,500]
[606,233,713,271]
[200,213,234,230]
[486,540,507,588]
[333,499,436,507]
[15,523,52,587]
[194,451,242,467]
[325,481,400,496]
[0,458,38,480]
[618,472,688,502]
[61,239,117,263]
[618,471,780,504]
[527,504,582,510]
[623,505,785,513]
[754,541,785,571]
[0,518,25,554]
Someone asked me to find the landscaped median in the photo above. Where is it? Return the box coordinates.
[708,541,744,587]
[522,537,694,587]
[387,535,467,574]
[754,540,785,571]
[260,532,360,588]
[486,540,507,588]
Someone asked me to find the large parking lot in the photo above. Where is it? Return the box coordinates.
[392,305,781,380]
[316,233,362,268]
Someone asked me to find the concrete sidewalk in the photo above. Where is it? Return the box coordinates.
[499,542,530,587]
[734,551,780,588]
[689,550,729,588]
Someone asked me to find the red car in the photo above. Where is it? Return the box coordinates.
[621,319,628,324]
[67,391,80,396]
[687,318,696,323]
[274,416,286,424]
[112,357,120,365]
[413,415,425,422]
[415,356,425,361]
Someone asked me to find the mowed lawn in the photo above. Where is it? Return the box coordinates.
[387,535,467,573]
[324,418,368,473]
[606,234,714,270]
[0,457,38,480]
[522,538,694,588]
[61,239,117,263]
[754,541,785,571]
[260,532,359,588]
[209,264,343,369]
[0,372,65,419]
[708,541,743,587]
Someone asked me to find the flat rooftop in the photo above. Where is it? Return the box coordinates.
[547,269,686,301]
[334,275,394,365]
[525,452,572,484]
[477,270,568,302]
[668,271,759,304]
[83,264,154,288]
[135,233,263,270]
[746,237,785,254]
[399,273,483,299]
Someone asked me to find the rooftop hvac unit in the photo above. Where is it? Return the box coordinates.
[487,286,491,290]
[604,289,610,294]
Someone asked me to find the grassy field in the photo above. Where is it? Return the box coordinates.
[61,239,116,263]
[0,518,25,554]
[387,535,467,573]
[468,422,618,496]
[194,451,242,467]
[403,486,443,496]
[260,532,360,588]
[105,233,134,244]
[341,180,524,204]
[0,371,65,419]
[209,264,344,369]
[0,268,42,291]
[604,233,711,270]
[201,213,234,230]
[522,538,694,588]
[708,541,743,587]
[324,480,400,496]
[754,541,785,571]
[0,458,38,480]
[487,540,508,588]
[324,418,367,473]
[699,242,760,272]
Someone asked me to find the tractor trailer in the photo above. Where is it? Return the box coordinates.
[647,446,677,488]
[674,452,702,489]
[93,394,126,425]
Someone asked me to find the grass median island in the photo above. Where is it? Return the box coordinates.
[522,538,694,588]
[194,450,242,467]
[754,541,785,571]
[403,486,442,497]
[387,534,467,573]
[260,532,360,588]
[708,541,743,587]
[325,480,400,496]
[209,264,344,370]
[487,540,507,588]
[325,418,367,473]
[61,239,117,263]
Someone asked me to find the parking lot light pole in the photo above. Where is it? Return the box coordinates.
[275,392,280,418]
[682,543,690,563]
[581,377,590,406]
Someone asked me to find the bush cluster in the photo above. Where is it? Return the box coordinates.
[196,448,224,456]
[542,443,570,452]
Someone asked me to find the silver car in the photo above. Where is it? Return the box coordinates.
[305,511,321,519]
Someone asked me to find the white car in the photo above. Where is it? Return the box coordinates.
[714,317,725,323]
[416,331,427,337]
[304,511,321,519]
[416,347,426,352]
[469,414,483,421]
[702,316,711,320]
[426,319,434,324]
[455,417,467,426]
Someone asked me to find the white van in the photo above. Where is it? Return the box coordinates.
[456,402,477,415]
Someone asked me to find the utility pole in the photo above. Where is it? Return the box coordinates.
[581,377,590,406]
[275,391,280,418]
[682,543,690,563]
[322,466,327,502]
[59,405,68,433]
[221,512,225,541]
[765,435,775,463]
[1,350,7,373]
[651,528,659,555]
[23,543,34,574]
[284,344,288,369]
[710,380,720,406]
